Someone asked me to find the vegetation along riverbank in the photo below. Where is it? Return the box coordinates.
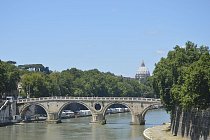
[152,42,210,140]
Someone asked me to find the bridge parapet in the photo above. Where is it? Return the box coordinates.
[17,96,161,104]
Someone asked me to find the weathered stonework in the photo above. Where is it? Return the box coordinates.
[17,96,161,125]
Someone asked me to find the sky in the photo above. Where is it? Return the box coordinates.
[0,0,210,77]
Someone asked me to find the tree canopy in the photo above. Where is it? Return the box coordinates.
[19,68,153,98]
[0,60,20,98]
[153,41,210,111]
[0,61,155,98]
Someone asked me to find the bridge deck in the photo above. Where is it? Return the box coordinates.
[17,96,161,104]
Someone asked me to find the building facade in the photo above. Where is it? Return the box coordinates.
[135,61,150,81]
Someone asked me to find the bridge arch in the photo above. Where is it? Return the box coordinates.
[57,101,94,118]
[102,102,134,118]
[19,103,49,120]
[141,103,162,121]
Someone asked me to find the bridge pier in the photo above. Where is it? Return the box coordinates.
[91,113,106,125]
[47,113,61,123]
[139,118,146,125]
[131,114,145,125]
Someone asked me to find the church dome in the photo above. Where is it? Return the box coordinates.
[135,61,150,80]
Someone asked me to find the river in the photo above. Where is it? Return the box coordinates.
[0,109,170,140]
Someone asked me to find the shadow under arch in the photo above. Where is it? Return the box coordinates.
[102,102,134,121]
[20,103,49,120]
[58,101,93,119]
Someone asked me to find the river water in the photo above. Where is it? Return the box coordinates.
[0,109,170,140]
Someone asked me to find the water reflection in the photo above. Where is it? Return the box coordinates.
[0,109,170,140]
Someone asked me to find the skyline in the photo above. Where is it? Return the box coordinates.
[1,1,210,77]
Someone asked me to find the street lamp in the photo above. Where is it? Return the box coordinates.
[27,85,30,98]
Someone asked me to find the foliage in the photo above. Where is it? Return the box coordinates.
[0,60,20,98]
[19,68,154,98]
[1,62,155,98]
[21,72,50,98]
[153,41,210,111]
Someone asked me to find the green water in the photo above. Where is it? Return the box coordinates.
[0,109,170,140]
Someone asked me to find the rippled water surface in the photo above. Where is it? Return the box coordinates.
[0,109,170,140]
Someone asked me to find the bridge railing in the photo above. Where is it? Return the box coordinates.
[17,96,161,103]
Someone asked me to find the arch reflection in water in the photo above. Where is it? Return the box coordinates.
[0,109,170,140]
[61,112,143,140]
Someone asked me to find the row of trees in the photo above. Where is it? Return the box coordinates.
[153,41,210,111]
[20,68,154,98]
[0,60,154,98]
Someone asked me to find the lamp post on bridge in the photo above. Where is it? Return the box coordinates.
[27,85,30,98]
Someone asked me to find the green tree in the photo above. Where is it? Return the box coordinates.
[0,60,20,98]
[153,41,210,111]
[59,70,75,96]
[21,72,49,98]
[0,61,8,97]
[46,72,61,96]
[179,53,210,109]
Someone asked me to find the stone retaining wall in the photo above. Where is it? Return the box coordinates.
[171,107,210,140]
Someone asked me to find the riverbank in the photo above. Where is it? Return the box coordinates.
[143,123,188,140]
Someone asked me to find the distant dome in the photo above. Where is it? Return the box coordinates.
[135,61,150,80]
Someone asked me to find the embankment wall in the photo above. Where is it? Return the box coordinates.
[171,107,210,140]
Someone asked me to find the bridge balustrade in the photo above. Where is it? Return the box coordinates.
[17,96,161,104]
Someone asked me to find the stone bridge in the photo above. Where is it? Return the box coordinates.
[17,96,161,125]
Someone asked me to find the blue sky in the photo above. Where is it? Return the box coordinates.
[0,0,210,77]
